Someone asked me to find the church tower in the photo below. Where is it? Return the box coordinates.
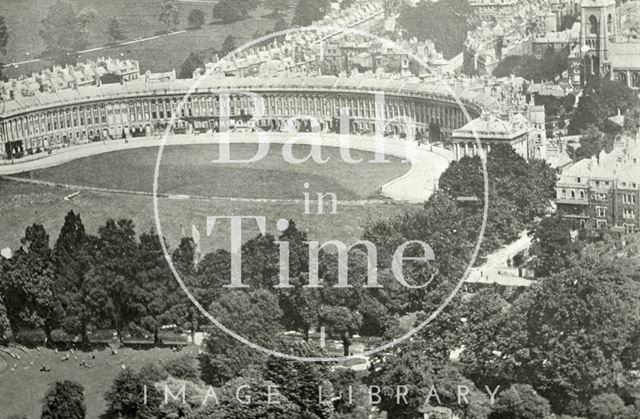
[580,0,618,82]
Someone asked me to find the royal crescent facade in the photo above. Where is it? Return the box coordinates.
[0,76,500,159]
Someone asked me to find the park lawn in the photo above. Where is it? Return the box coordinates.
[0,345,195,418]
[16,144,411,200]
[0,0,289,78]
[0,178,418,255]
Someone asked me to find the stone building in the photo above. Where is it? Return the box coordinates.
[557,137,640,233]
[0,75,499,159]
[451,112,540,161]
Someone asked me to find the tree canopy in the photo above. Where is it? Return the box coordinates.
[41,380,86,419]
[39,1,96,64]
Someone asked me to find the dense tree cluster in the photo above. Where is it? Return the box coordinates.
[292,0,331,27]
[462,237,640,416]
[6,140,639,418]
[39,1,97,64]
[0,213,199,345]
[212,0,259,24]
[397,0,477,59]
[493,47,569,82]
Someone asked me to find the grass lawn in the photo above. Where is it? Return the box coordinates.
[0,345,196,418]
[1,0,288,77]
[1,152,416,254]
[17,144,410,200]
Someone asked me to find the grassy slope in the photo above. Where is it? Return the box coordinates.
[1,0,281,77]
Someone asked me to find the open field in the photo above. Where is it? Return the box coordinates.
[16,144,411,200]
[1,0,284,77]
[0,143,417,253]
[0,346,196,418]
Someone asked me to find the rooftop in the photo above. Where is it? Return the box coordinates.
[0,75,501,118]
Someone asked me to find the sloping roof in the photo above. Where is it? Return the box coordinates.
[452,113,528,139]
[0,75,501,117]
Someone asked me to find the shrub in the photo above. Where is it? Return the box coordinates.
[162,355,199,381]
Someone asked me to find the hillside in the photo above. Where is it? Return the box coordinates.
[397,0,476,59]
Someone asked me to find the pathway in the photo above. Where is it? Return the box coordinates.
[2,30,188,69]
[466,230,534,287]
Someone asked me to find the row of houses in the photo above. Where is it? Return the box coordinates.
[0,58,140,101]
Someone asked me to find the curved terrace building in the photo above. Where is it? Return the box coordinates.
[0,75,500,159]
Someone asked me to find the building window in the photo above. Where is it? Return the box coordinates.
[596,206,607,218]
[589,15,598,35]
[579,190,585,199]
[624,208,636,219]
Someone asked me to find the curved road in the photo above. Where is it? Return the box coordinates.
[0,133,452,204]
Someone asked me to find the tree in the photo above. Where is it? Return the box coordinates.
[439,145,555,225]
[221,35,236,56]
[0,293,11,342]
[0,15,8,55]
[89,219,141,342]
[268,0,289,16]
[624,106,640,135]
[493,48,568,82]
[199,289,284,385]
[369,346,491,418]
[105,369,162,418]
[569,78,640,135]
[39,1,97,64]
[570,125,609,161]
[341,0,356,9]
[105,18,125,45]
[213,0,250,24]
[465,240,640,413]
[589,393,630,419]
[1,224,57,342]
[263,341,335,418]
[187,8,205,28]
[492,384,552,419]
[179,51,205,78]
[292,0,331,27]
[161,355,199,381]
[53,211,93,344]
[318,305,362,356]
[273,17,289,33]
[128,232,182,345]
[159,0,180,34]
[194,374,301,418]
[398,0,475,60]
[41,381,86,419]
[528,215,576,277]
[460,288,509,383]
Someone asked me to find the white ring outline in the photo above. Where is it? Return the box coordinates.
[152,25,489,362]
